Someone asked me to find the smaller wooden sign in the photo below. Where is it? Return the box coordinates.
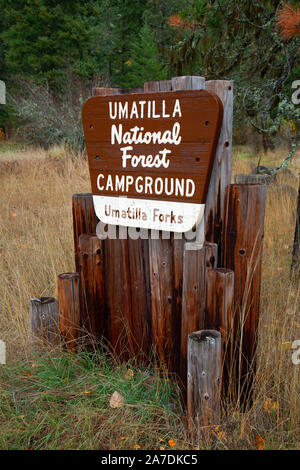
[82,89,223,232]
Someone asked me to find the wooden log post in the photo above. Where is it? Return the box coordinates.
[205,268,234,345]
[92,87,120,97]
[30,297,60,345]
[149,237,175,369]
[223,184,266,403]
[205,80,233,257]
[180,243,218,387]
[72,194,98,272]
[58,273,81,352]
[205,268,234,395]
[127,237,151,359]
[78,234,105,344]
[187,330,221,437]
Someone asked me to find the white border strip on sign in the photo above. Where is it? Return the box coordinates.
[93,195,205,234]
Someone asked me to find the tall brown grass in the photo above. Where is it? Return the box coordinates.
[0,142,299,449]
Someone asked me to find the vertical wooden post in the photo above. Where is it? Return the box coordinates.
[205,268,234,345]
[223,184,266,402]
[92,87,120,96]
[205,268,234,395]
[180,243,218,386]
[127,237,151,358]
[187,330,221,436]
[144,80,172,92]
[58,273,81,352]
[72,193,98,272]
[205,80,233,256]
[78,234,105,343]
[30,297,60,345]
[149,237,174,369]
[291,176,300,278]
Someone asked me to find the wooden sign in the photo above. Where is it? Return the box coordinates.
[82,90,223,232]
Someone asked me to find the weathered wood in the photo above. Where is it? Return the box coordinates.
[144,80,172,92]
[171,76,205,91]
[72,193,98,272]
[187,330,221,436]
[171,76,206,244]
[149,236,174,369]
[223,184,266,402]
[104,237,132,359]
[120,87,144,95]
[78,234,105,343]
[180,242,218,387]
[127,237,152,358]
[205,268,234,343]
[234,174,273,185]
[291,176,300,278]
[30,297,60,345]
[205,268,234,394]
[205,80,233,257]
[92,87,120,96]
[58,273,81,352]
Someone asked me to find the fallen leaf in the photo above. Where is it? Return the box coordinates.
[109,390,124,408]
[24,370,33,377]
[124,369,134,380]
[254,434,266,450]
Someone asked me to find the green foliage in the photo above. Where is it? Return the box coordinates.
[8,79,88,152]
[123,23,167,88]
[169,0,300,149]
[0,0,102,91]
[0,350,183,449]
[0,0,299,150]
[97,0,145,87]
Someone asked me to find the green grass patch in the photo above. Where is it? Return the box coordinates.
[0,350,185,450]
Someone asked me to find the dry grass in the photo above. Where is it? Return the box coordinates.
[0,141,299,449]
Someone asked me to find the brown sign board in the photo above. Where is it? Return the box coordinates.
[82,90,223,232]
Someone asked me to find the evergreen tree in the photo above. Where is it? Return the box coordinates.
[98,0,145,87]
[1,0,102,91]
[124,23,167,88]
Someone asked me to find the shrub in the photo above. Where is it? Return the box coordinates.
[8,79,90,153]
